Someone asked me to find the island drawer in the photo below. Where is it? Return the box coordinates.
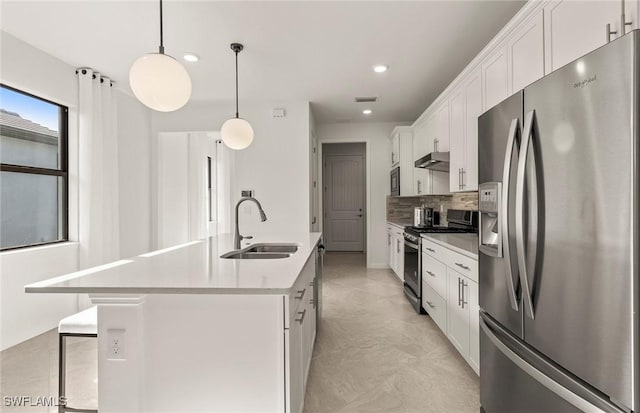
[288,255,315,326]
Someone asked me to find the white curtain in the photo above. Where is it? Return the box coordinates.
[77,68,120,276]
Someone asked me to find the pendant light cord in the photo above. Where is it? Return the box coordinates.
[159,0,165,54]
[235,50,239,118]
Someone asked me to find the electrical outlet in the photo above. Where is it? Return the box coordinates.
[107,329,126,360]
[241,190,254,197]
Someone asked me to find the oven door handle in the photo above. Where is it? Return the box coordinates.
[404,240,420,250]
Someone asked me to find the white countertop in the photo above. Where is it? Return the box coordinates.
[421,233,478,259]
[25,233,322,295]
[388,221,411,229]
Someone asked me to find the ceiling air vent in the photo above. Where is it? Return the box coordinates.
[354,96,378,103]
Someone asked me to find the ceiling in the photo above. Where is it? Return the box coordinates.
[1,1,524,124]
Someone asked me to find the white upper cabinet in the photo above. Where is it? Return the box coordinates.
[391,133,400,167]
[482,43,509,111]
[508,10,545,92]
[463,70,481,192]
[544,0,634,73]
[449,68,481,193]
[435,101,450,152]
[449,87,465,193]
[390,126,414,196]
[412,120,430,195]
[407,0,640,196]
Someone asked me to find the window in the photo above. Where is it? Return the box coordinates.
[0,84,68,250]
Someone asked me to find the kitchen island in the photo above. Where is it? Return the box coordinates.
[26,233,322,413]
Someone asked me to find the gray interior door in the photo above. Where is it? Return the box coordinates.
[521,32,636,410]
[324,154,365,251]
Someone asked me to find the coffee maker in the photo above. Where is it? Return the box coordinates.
[413,207,439,228]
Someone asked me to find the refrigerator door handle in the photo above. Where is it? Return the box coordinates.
[516,110,536,319]
[480,317,608,413]
[501,118,521,311]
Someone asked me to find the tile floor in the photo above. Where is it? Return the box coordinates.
[0,328,97,412]
[303,252,479,413]
[0,252,478,413]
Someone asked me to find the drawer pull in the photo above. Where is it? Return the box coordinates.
[425,301,435,309]
[426,270,436,277]
[295,288,306,300]
[425,247,436,253]
[455,262,471,271]
[295,309,307,324]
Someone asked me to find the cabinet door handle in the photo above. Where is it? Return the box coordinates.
[425,247,435,253]
[296,309,307,324]
[295,288,306,300]
[426,301,435,309]
[397,240,400,253]
[388,233,391,246]
[461,280,468,309]
[426,270,436,277]
[458,278,463,307]
[606,23,618,43]
[417,180,422,194]
[455,262,470,271]
[309,281,315,287]
[461,169,466,189]
[434,138,439,152]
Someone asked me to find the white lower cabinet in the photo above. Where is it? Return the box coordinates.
[286,254,317,413]
[468,279,480,373]
[388,226,395,272]
[422,280,447,333]
[446,268,479,375]
[388,224,404,281]
[422,238,479,375]
[447,269,471,356]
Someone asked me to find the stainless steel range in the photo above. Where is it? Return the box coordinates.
[403,209,477,314]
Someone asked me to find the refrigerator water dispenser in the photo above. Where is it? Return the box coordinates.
[479,182,502,257]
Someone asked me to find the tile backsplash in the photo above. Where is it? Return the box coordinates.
[387,193,478,224]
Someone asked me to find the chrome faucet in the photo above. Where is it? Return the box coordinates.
[234,197,267,249]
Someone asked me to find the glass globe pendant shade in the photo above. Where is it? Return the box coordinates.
[129,53,192,112]
[221,117,254,150]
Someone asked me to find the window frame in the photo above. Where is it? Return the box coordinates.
[0,83,69,251]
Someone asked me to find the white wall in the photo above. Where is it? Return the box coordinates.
[315,122,408,268]
[0,31,153,349]
[151,100,311,243]
[118,92,152,258]
[0,31,80,350]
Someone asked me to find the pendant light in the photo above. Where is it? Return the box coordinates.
[129,0,192,112]
[221,43,254,150]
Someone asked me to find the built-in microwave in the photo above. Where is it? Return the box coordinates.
[390,167,400,196]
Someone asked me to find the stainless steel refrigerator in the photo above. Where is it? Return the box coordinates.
[478,30,639,413]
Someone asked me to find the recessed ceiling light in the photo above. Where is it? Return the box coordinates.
[362,109,372,115]
[373,65,388,73]
[183,53,200,62]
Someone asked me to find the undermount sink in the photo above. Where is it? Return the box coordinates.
[245,244,299,254]
[220,243,299,259]
[221,252,291,259]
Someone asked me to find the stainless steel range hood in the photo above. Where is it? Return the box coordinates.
[414,152,450,172]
